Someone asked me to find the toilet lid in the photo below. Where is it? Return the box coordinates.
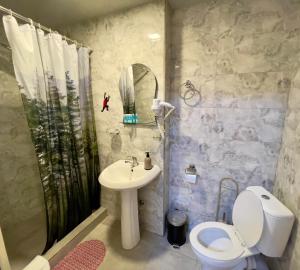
[232,190,264,248]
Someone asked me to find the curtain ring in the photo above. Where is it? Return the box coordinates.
[38,23,41,30]
[9,9,13,16]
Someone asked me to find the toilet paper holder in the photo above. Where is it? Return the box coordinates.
[185,164,197,175]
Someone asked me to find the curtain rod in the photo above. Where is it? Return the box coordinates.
[0,5,93,53]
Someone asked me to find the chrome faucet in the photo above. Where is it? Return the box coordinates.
[125,156,139,168]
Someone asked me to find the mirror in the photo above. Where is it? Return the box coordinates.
[119,63,157,124]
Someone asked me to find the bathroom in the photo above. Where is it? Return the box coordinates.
[0,0,299,269]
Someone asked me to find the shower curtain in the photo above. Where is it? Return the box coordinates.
[3,15,100,251]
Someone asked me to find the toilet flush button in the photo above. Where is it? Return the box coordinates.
[261,194,270,200]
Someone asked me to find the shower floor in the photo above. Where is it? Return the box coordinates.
[56,216,201,270]
[2,212,47,270]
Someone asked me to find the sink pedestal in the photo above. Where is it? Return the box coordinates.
[99,160,161,250]
[121,189,140,249]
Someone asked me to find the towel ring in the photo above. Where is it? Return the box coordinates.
[179,80,202,107]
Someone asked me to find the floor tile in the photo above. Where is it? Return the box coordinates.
[81,216,200,270]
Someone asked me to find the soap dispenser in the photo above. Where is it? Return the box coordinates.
[144,152,153,170]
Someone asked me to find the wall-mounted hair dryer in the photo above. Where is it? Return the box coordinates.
[151,98,175,139]
[151,98,175,120]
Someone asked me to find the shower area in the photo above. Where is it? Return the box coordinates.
[0,30,47,270]
[0,6,101,270]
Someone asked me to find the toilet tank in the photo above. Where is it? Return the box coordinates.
[246,186,294,257]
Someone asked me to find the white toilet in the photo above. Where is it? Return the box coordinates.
[190,186,294,270]
[23,256,50,270]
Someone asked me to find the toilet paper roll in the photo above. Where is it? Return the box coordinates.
[184,174,197,184]
[23,255,50,270]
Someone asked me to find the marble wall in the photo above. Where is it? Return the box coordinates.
[62,0,169,235]
[0,41,45,229]
[271,73,300,270]
[169,0,299,229]
[60,4,300,267]
[271,2,300,267]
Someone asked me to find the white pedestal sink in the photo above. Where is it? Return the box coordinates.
[99,160,161,249]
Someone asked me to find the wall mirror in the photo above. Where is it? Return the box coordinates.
[119,63,158,125]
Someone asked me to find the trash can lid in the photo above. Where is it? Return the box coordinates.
[167,210,187,226]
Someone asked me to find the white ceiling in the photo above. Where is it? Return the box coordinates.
[0,0,200,27]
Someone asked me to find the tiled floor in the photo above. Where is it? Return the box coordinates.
[81,216,201,270]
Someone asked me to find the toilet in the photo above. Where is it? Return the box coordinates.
[23,256,50,270]
[190,186,295,270]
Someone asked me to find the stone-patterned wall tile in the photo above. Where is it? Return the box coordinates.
[0,62,45,229]
[273,109,300,269]
[288,69,300,110]
[170,0,299,238]
[234,30,300,73]
[172,0,220,36]
[62,1,167,235]
[218,0,284,35]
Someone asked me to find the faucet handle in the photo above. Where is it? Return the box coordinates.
[124,156,139,168]
[132,156,139,166]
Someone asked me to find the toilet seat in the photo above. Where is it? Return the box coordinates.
[190,222,245,262]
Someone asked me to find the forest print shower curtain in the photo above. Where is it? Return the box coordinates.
[3,15,100,251]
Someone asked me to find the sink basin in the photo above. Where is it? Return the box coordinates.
[99,160,161,249]
[99,160,160,190]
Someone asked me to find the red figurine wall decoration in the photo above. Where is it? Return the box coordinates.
[101,92,110,112]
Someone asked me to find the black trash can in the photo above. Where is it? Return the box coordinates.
[167,210,187,247]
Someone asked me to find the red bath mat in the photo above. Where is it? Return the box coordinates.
[53,240,106,270]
